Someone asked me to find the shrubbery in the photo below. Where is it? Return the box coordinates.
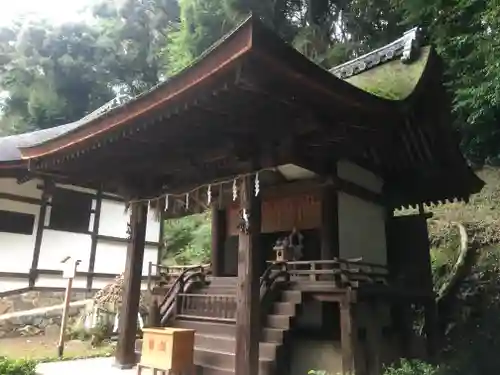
[308,359,440,375]
[383,360,441,375]
[0,357,37,375]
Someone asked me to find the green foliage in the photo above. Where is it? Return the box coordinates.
[0,20,115,133]
[164,0,245,75]
[383,359,441,375]
[0,357,37,375]
[426,167,500,374]
[163,211,211,265]
[394,0,500,165]
[307,370,330,375]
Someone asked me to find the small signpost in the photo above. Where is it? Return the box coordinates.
[57,256,81,358]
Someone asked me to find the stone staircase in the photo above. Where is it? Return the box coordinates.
[171,278,302,375]
[144,276,302,375]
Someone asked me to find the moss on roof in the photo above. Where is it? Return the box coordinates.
[344,46,431,100]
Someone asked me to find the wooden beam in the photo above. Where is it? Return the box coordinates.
[115,202,148,369]
[333,176,383,205]
[0,192,42,205]
[0,271,30,279]
[30,186,49,287]
[235,175,261,375]
[87,189,103,290]
[96,234,159,247]
[211,206,227,277]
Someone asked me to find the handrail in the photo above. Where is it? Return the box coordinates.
[267,258,388,270]
[260,261,289,301]
[260,261,288,288]
[159,265,204,311]
[147,262,212,291]
[157,265,208,325]
[271,258,389,284]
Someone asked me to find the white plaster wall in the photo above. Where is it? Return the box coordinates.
[0,199,38,273]
[92,278,150,291]
[337,160,383,193]
[93,240,126,275]
[0,279,29,294]
[0,177,160,293]
[98,200,129,238]
[35,274,71,289]
[94,240,158,276]
[146,209,161,244]
[0,178,43,199]
[98,200,160,243]
[38,230,92,271]
[338,192,387,265]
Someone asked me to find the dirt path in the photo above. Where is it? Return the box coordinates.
[0,335,113,360]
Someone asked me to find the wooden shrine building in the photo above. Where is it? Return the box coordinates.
[15,16,483,375]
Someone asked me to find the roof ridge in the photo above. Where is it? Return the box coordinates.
[329,26,423,79]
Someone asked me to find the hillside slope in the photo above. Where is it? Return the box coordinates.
[427,167,500,375]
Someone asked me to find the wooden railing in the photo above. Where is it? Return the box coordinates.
[147,262,211,291]
[157,265,208,325]
[267,258,389,287]
[176,293,237,322]
[260,261,289,300]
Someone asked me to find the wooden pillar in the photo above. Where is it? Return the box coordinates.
[320,182,338,261]
[423,299,439,361]
[366,302,382,375]
[340,292,358,375]
[30,187,50,287]
[392,302,413,359]
[115,201,148,369]
[211,206,227,277]
[87,188,103,290]
[156,211,165,266]
[235,176,261,375]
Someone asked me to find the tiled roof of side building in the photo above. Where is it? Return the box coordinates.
[0,94,133,164]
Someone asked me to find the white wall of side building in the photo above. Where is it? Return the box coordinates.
[337,160,388,265]
[0,176,161,295]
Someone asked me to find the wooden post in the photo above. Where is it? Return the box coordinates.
[211,206,227,277]
[423,299,439,361]
[320,182,338,261]
[340,292,358,375]
[57,260,79,358]
[115,202,148,369]
[30,188,50,287]
[392,302,413,359]
[87,188,103,290]
[366,302,382,375]
[235,176,261,375]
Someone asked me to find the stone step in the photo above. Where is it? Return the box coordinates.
[195,333,278,360]
[266,314,291,329]
[272,302,296,315]
[194,348,273,375]
[173,319,285,344]
[281,290,302,304]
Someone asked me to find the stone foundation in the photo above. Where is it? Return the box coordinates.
[0,290,93,315]
[0,290,94,339]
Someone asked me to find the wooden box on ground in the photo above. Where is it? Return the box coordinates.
[140,327,195,373]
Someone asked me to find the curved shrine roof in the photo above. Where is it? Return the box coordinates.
[0,20,423,163]
[0,16,483,206]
